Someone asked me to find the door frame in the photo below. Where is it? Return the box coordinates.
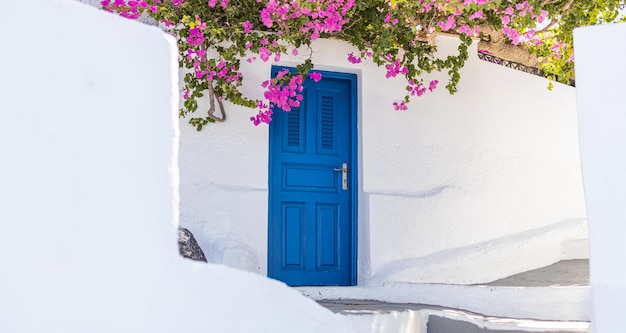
[267,66,359,286]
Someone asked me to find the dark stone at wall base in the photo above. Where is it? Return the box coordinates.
[178,227,207,262]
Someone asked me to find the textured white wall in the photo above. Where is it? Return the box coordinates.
[575,22,626,333]
[0,1,352,332]
[362,37,587,284]
[179,35,587,284]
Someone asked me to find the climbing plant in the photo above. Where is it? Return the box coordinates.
[100,0,625,129]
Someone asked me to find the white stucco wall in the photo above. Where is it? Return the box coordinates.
[574,22,626,333]
[362,38,587,284]
[179,33,587,284]
[0,1,353,332]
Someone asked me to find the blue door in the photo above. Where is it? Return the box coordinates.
[268,67,357,286]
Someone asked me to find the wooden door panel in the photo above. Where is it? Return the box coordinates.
[269,68,356,286]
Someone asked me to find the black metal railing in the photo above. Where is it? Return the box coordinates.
[477,51,575,87]
[477,51,543,76]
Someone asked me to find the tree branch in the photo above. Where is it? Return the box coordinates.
[541,0,561,6]
[207,83,226,122]
[561,0,576,11]
[536,18,558,33]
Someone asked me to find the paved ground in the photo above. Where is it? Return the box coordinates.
[484,259,589,287]
[426,315,584,333]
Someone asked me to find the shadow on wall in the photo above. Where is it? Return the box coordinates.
[368,218,588,285]
[194,232,260,272]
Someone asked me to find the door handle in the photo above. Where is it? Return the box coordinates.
[333,163,348,191]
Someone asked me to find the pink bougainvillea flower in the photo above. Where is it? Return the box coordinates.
[276,68,289,79]
[161,19,174,27]
[428,80,438,92]
[457,25,473,36]
[385,60,408,78]
[242,20,253,33]
[347,52,362,64]
[393,101,408,111]
[259,47,271,62]
[469,10,484,20]
[516,1,528,10]
[537,10,549,23]
[250,108,273,126]
[309,72,322,82]
[437,15,456,31]
[186,27,205,46]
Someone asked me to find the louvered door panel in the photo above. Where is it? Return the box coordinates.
[283,105,304,153]
[317,93,339,155]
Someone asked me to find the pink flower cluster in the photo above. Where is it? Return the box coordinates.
[393,101,408,111]
[260,0,355,40]
[251,70,324,125]
[244,38,283,64]
[347,52,362,64]
[207,0,228,8]
[457,24,481,36]
[384,13,399,25]
[415,0,490,36]
[551,41,573,62]
[309,72,323,82]
[407,79,439,98]
[392,79,439,111]
[250,101,273,126]
[347,50,371,64]
[101,0,157,18]
[251,69,306,125]
[103,0,562,121]
[188,56,242,85]
[186,18,207,46]
[438,15,456,31]
[385,60,408,78]
[498,2,549,46]
[416,0,549,43]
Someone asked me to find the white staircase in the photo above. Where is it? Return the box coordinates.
[303,259,590,333]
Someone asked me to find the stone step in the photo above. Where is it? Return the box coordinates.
[321,300,589,333]
[302,284,589,321]
[484,259,589,287]
[301,260,590,322]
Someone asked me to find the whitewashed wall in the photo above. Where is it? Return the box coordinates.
[0,1,352,332]
[575,22,626,333]
[179,35,587,284]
